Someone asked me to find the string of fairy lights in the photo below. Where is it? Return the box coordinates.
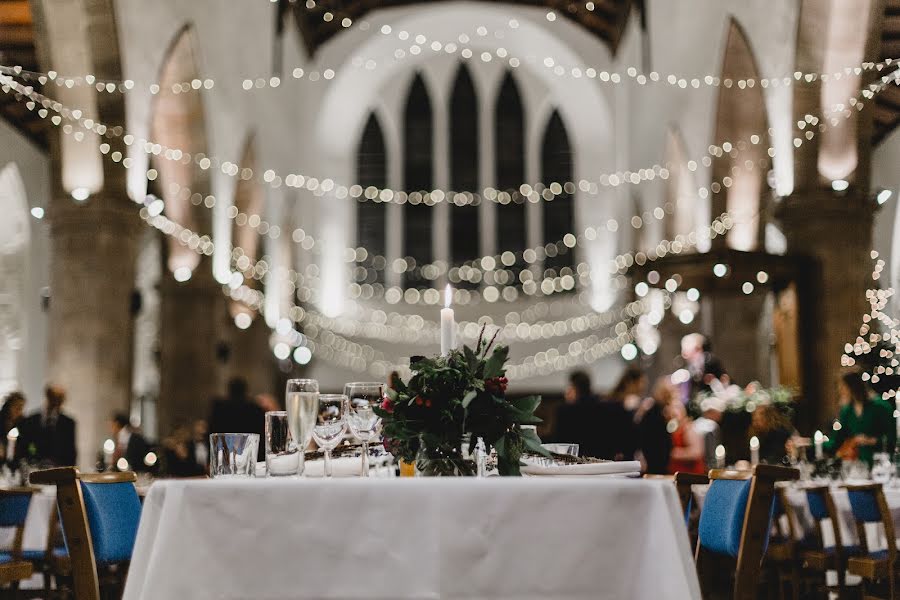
[3,41,899,375]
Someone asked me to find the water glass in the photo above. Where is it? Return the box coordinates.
[311,394,347,478]
[209,433,259,478]
[265,411,300,476]
[344,382,384,477]
[286,379,318,476]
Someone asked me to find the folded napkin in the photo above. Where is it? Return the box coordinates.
[521,459,642,477]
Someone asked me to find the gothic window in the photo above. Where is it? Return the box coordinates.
[450,65,480,285]
[494,72,526,275]
[541,110,574,273]
[403,73,433,287]
[356,113,387,282]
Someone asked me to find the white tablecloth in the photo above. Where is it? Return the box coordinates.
[123,477,700,600]
[0,487,55,554]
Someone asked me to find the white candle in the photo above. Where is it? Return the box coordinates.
[5,427,17,461]
[749,436,760,466]
[714,444,725,469]
[814,430,823,460]
[441,284,456,356]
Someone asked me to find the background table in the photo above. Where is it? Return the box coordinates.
[124,477,700,600]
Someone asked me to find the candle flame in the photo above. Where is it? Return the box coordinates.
[6,427,17,440]
[714,444,725,459]
[444,284,452,308]
[749,436,760,450]
[814,430,823,442]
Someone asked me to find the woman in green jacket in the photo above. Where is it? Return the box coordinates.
[824,371,896,465]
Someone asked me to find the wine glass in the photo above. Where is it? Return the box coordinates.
[344,382,384,477]
[285,379,318,476]
[311,394,347,478]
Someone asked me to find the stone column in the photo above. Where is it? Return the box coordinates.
[157,258,225,436]
[225,316,277,399]
[47,200,140,470]
[777,190,876,429]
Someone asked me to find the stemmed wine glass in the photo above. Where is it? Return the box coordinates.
[344,382,384,477]
[311,394,347,478]
[285,379,318,476]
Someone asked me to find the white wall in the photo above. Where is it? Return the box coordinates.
[0,120,51,413]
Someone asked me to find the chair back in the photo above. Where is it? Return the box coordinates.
[770,488,799,548]
[0,488,33,559]
[695,465,799,600]
[804,485,847,552]
[30,467,141,600]
[673,472,709,525]
[844,483,896,560]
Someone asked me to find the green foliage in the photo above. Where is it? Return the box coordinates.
[376,328,547,476]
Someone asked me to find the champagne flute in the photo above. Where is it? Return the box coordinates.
[285,379,318,476]
[343,382,384,477]
[311,394,347,478]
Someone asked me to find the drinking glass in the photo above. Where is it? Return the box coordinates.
[286,379,318,476]
[344,382,384,477]
[265,411,300,476]
[542,443,580,457]
[209,433,259,478]
[311,394,347,478]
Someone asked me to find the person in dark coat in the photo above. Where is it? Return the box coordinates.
[208,378,265,459]
[636,378,675,475]
[15,385,77,467]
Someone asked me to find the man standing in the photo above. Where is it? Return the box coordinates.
[110,412,151,472]
[15,385,77,467]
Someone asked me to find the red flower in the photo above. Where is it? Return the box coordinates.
[381,397,394,414]
[415,396,424,406]
[485,376,508,395]
[425,399,432,408]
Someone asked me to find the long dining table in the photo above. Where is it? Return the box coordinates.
[123,476,701,600]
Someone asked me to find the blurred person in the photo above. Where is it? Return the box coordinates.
[693,397,724,470]
[188,418,209,473]
[555,371,603,458]
[667,399,706,475]
[635,378,674,474]
[209,378,265,460]
[825,370,896,464]
[110,412,151,472]
[749,404,794,465]
[681,333,727,401]
[0,392,26,463]
[15,385,77,466]
[162,426,205,477]
[601,367,645,459]
[610,367,647,412]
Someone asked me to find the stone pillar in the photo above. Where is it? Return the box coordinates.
[47,200,140,470]
[157,259,225,436]
[225,315,277,399]
[777,190,876,429]
[709,292,769,386]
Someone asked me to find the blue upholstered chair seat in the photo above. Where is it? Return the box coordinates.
[698,478,754,557]
[21,547,68,562]
[0,552,12,564]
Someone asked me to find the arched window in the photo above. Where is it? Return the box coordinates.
[541,109,573,273]
[450,65,480,283]
[403,73,433,287]
[495,72,525,273]
[356,112,387,282]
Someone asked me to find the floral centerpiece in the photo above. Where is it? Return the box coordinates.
[693,380,795,417]
[376,327,548,476]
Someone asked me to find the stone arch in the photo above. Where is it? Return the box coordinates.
[663,128,703,246]
[230,136,264,320]
[711,18,770,252]
[150,24,211,276]
[0,163,30,396]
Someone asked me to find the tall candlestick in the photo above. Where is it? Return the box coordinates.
[5,427,17,462]
[749,436,760,466]
[814,430,824,461]
[440,284,456,356]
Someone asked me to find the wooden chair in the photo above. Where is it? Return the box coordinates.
[674,472,709,523]
[844,483,896,600]
[765,488,802,600]
[694,464,800,600]
[30,468,142,600]
[0,488,35,597]
[802,485,858,598]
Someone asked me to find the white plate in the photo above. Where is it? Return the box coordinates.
[520,459,642,477]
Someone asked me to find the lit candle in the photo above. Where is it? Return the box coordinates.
[814,430,823,460]
[441,284,456,356]
[5,427,18,462]
[715,444,726,469]
[103,438,115,469]
[749,436,760,466]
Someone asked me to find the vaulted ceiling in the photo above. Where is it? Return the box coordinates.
[0,0,45,148]
[281,0,637,56]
